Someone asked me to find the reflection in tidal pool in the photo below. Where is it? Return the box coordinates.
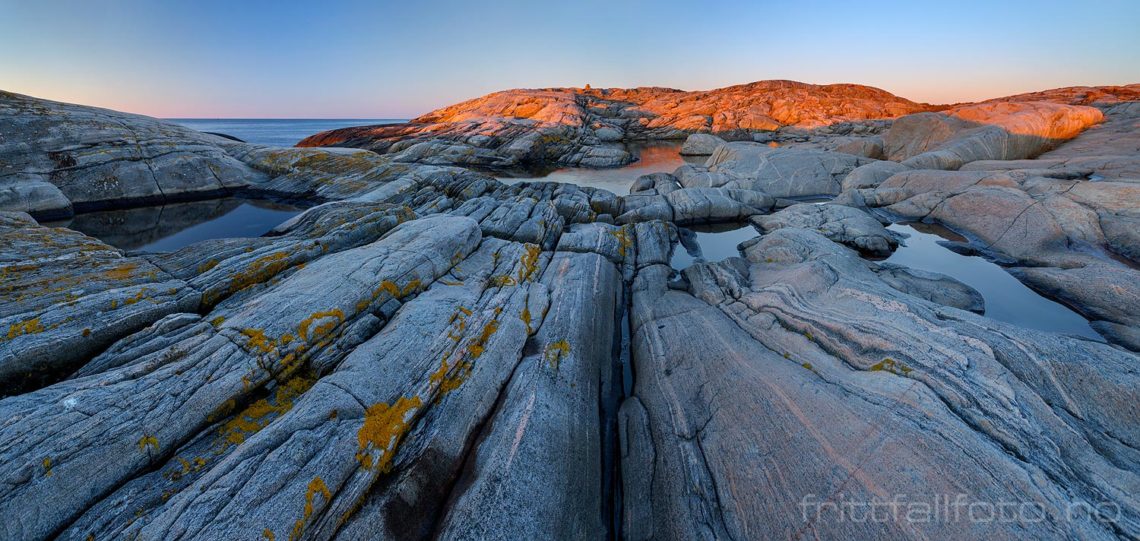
[670,223,759,270]
[497,141,705,194]
[51,198,305,253]
[885,223,1103,341]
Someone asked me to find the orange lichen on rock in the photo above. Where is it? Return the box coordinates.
[298,309,344,343]
[609,226,633,257]
[467,319,500,359]
[138,434,159,453]
[544,340,570,370]
[102,262,138,281]
[869,357,913,375]
[516,243,542,283]
[197,259,219,274]
[5,317,44,340]
[218,375,315,449]
[290,476,331,541]
[355,396,422,472]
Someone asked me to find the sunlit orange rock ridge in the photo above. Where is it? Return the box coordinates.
[295,80,937,170]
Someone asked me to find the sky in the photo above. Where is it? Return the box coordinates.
[1,0,1138,118]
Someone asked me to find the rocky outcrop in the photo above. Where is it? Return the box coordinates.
[0,91,256,219]
[2,88,1139,541]
[675,142,871,198]
[842,102,1140,350]
[679,133,725,156]
[297,81,932,171]
[882,101,1104,170]
[624,226,1138,539]
[750,203,900,256]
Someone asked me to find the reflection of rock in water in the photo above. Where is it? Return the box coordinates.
[52,199,243,251]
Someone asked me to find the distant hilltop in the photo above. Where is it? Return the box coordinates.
[297,79,1138,170]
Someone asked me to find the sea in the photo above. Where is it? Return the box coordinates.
[166,118,407,147]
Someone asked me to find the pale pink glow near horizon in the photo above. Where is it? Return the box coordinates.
[2,0,1137,119]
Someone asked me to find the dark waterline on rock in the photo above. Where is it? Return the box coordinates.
[497,141,706,194]
[670,223,760,270]
[167,119,407,147]
[49,198,305,252]
[885,223,1104,341]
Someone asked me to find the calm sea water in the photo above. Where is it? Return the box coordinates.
[499,141,705,194]
[167,118,407,147]
[884,223,1103,340]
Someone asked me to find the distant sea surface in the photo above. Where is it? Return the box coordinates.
[166,119,407,147]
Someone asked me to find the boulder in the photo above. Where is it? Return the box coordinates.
[750,203,899,256]
[676,142,871,197]
[679,133,725,155]
[883,101,1104,170]
[0,91,257,218]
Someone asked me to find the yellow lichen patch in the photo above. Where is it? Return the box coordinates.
[489,275,516,287]
[516,243,542,283]
[197,259,219,274]
[210,251,293,305]
[6,317,44,340]
[42,457,52,477]
[263,528,276,541]
[298,309,345,343]
[102,262,138,281]
[544,340,570,370]
[401,279,421,296]
[467,319,500,358]
[122,288,149,306]
[869,357,913,376]
[377,280,401,298]
[242,328,276,354]
[355,396,422,472]
[290,476,331,541]
[609,226,633,257]
[520,306,532,334]
[429,352,472,397]
[210,316,226,327]
[218,375,315,449]
[138,435,159,453]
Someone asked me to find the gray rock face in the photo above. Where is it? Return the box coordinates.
[883,101,1104,170]
[750,203,899,256]
[676,142,871,198]
[872,262,985,313]
[0,91,257,218]
[619,187,774,225]
[625,227,1138,540]
[679,133,725,155]
[2,89,1139,541]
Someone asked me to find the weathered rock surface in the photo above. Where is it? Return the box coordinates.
[0,91,256,219]
[2,88,1138,541]
[297,80,932,170]
[883,101,1104,170]
[624,226,1138,539]
[679,133,725,156]
[750,203,899,256]
[676,142,871,197]
[842,101,1140,350]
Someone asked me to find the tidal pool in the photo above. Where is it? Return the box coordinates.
[51,198,305,253]
[670,223,759,270]
[498,141,706,194]
[885,223,1103,340]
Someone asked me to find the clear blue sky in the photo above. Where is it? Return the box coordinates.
[1,0,1137,118]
